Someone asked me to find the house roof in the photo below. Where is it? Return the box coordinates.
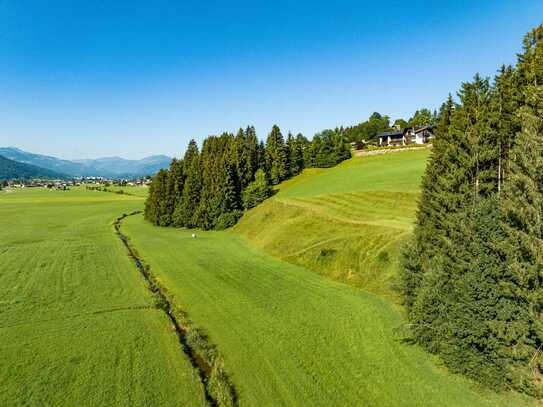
[414,125,434,133]
[378,131,404,139]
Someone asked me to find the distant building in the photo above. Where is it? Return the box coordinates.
[410,126,434,144]
[377,131,407,147]
[378,126,434,147]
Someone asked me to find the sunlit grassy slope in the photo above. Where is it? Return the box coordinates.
[123,214,532,406]
[0,188,206,406]
[235,149,429,302]
[122,149,533,406]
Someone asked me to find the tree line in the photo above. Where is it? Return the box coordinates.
[144,125,350,229]
[339,109,437,143]
[401,24,543,396]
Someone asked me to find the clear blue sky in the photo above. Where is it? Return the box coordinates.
[1,1,542,159]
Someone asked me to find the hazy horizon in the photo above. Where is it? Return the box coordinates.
[1,0,542,159]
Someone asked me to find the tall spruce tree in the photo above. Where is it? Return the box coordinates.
[498,106,543,394]
[289,133,305,176]
[178,149,201,228]
[265,125,288,184]
[144,168,168,225]
[401,95,455,309]
[243,126,259,185]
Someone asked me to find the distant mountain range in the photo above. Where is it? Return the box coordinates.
[0,147,172,178]
[0,155,67,180]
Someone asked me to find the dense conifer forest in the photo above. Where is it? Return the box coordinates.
[401,24,543,396]
[144,125,351,229]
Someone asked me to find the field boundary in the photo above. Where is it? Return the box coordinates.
[114,212,237,407]
[353,146,430,157]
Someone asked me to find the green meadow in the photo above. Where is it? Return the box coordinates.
[0,188,206,406]
[123,214,532,406]
[1,151,535,406]
[236,149,429,303]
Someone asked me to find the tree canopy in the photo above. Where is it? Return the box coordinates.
[401,24,543,396]
[144,125,351,230]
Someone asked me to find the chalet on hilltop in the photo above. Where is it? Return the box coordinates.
[377,126,434,147]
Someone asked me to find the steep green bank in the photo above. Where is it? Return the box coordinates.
[234,149,428,303]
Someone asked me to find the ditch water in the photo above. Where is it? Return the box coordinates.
[114,212,219,407]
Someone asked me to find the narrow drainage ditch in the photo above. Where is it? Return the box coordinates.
[114,211,235,407]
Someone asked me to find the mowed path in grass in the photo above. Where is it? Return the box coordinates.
[0,188,206,406]
[123,149,533,406]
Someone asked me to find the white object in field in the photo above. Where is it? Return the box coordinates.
[192,233,197,238]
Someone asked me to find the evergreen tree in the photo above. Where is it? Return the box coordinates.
[265,125,288,184]
[178,151,201,228]
[402,24,543,395]
[144,169,168,225]
[285,132,293,177]
[242,126,259,187]
[498,106,543,394]
[183,139,199,173]
[401,94,455,309]
[257,140,266,172]
[289,133,305,176]
[234,128,249,190]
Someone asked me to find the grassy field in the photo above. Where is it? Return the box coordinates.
[1,151,535,406]
[103,185,150,197]
[235,150,428,302]
[122,214,532,406]
[0,188,206,406]
[119,150,533,406]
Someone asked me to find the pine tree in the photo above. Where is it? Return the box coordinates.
[285,132,293,177]
[265,125,288,184]
[498,105,543,394]
[234,128,249,190]
[243,126,259,185]
[183,139,199,173]
[287,132,304,176]
[257,140,266,172]
[489,65,518,194]
[178,151,201,228]
[144,169,168,225]
[401,95,455,309]
[407,76,495,356]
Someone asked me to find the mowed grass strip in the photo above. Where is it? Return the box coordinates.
[123,214,534,406]
[0,188,206,407]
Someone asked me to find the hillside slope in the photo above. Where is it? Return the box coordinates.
[234,149,428,303]
[0,155,66,180]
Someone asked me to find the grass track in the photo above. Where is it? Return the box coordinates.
[0,188,206,406]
